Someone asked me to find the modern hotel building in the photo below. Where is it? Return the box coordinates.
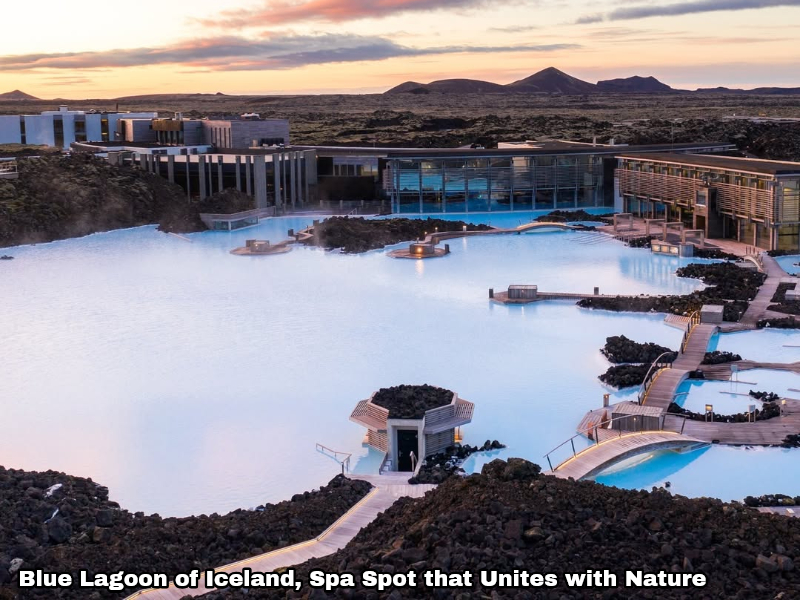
[615,153,800,251]
[0,106,158,148]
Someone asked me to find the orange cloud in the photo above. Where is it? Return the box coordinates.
[206,0,490,27]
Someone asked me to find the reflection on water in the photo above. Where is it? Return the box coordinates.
[677,370,800,414]
[595,445,800,502]
[594,446,709,491]
[711,330,800,364]
[2,216,799,515]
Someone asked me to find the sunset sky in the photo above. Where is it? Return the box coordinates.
[0,0,798,97]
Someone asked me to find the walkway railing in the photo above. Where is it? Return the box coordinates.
[637,351,676,405]
[680,311,701,353]
[743,248,764,270]
[543,413,666,473]
[315,443,352,474]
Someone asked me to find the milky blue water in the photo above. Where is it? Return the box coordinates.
[2,215,799,516]
[676,370,800,414]
[711,329,800,363]
[774,254,800,274]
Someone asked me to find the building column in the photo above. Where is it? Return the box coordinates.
[488,161,494,211]
[217,156,224,193]
[465,163,470,213]
[298,151,308,207]
[418,162,423,213]
[198,156,207,200]
[167,155,175,184]
[394,162,400,213]
[185,156,191,200]
[235,156,242,192]
[273,154,283,208]
[296,151,303,206]
[245,156,252,196]
[290,151,297,208]
[254,155,267,209]
[508,162,513,211]
[280,153,287,209]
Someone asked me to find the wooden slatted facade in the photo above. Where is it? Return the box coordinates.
[615,153,800,251]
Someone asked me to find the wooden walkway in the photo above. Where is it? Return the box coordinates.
[641,324,717,411]
[719,252,795,331]
[664,413,800,445]
[124,475,434,600]
[552,432,706,480]
[758,507,800,518]
[703,360,800,380]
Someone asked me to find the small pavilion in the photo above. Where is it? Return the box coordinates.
[350,384,474,472]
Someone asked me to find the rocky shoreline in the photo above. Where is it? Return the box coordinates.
[533,209,613,223]
[601,335,676,364]
[202,458,800,599]
[0,466,370,599]
[302,216,491,253]
[0,156,272,248]
[409,440,506,485]
[598,335,677,388]
[579,262,766,322]
[758,317,800,329]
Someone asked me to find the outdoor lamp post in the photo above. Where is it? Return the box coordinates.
[705,404,713,422]
[782,399,787,417]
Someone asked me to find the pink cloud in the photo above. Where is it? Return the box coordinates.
[206,0,488,27]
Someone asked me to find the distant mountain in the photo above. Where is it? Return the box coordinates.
[385,78,506,95]
[695,86,800,95]
[0,90,39,101]
[386,68,598,95]
[506,67,597,94]
[427,79,507,94]
[596,76,673,93]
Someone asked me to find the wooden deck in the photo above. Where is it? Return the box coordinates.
[552,432,706,480]
[663,409,800,445]
[124,475,434,600]
[492,290,634,304]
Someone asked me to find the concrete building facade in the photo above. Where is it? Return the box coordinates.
[0,106,158,148]
[202,119,290,149]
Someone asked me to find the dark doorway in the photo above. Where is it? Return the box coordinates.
[397,430,419,472]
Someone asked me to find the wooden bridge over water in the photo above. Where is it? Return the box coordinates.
[551,431,706,481]
[545,306,800,479]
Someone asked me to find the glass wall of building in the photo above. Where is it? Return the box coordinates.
[387,153,606,213]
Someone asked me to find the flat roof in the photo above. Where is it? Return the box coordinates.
[298,141,735,159]
[617,152,800,176]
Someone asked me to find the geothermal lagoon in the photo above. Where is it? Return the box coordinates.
[3,211,800,516]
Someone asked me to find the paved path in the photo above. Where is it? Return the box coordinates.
[124,475,434,600]
[758,507,800,518]
[734,253,790,329]
[552,432,706,480]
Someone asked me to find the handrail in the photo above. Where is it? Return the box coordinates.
[543,412,666,473]
[315,443,352,473]
[680,311,701,353]
[637,350,676,405]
